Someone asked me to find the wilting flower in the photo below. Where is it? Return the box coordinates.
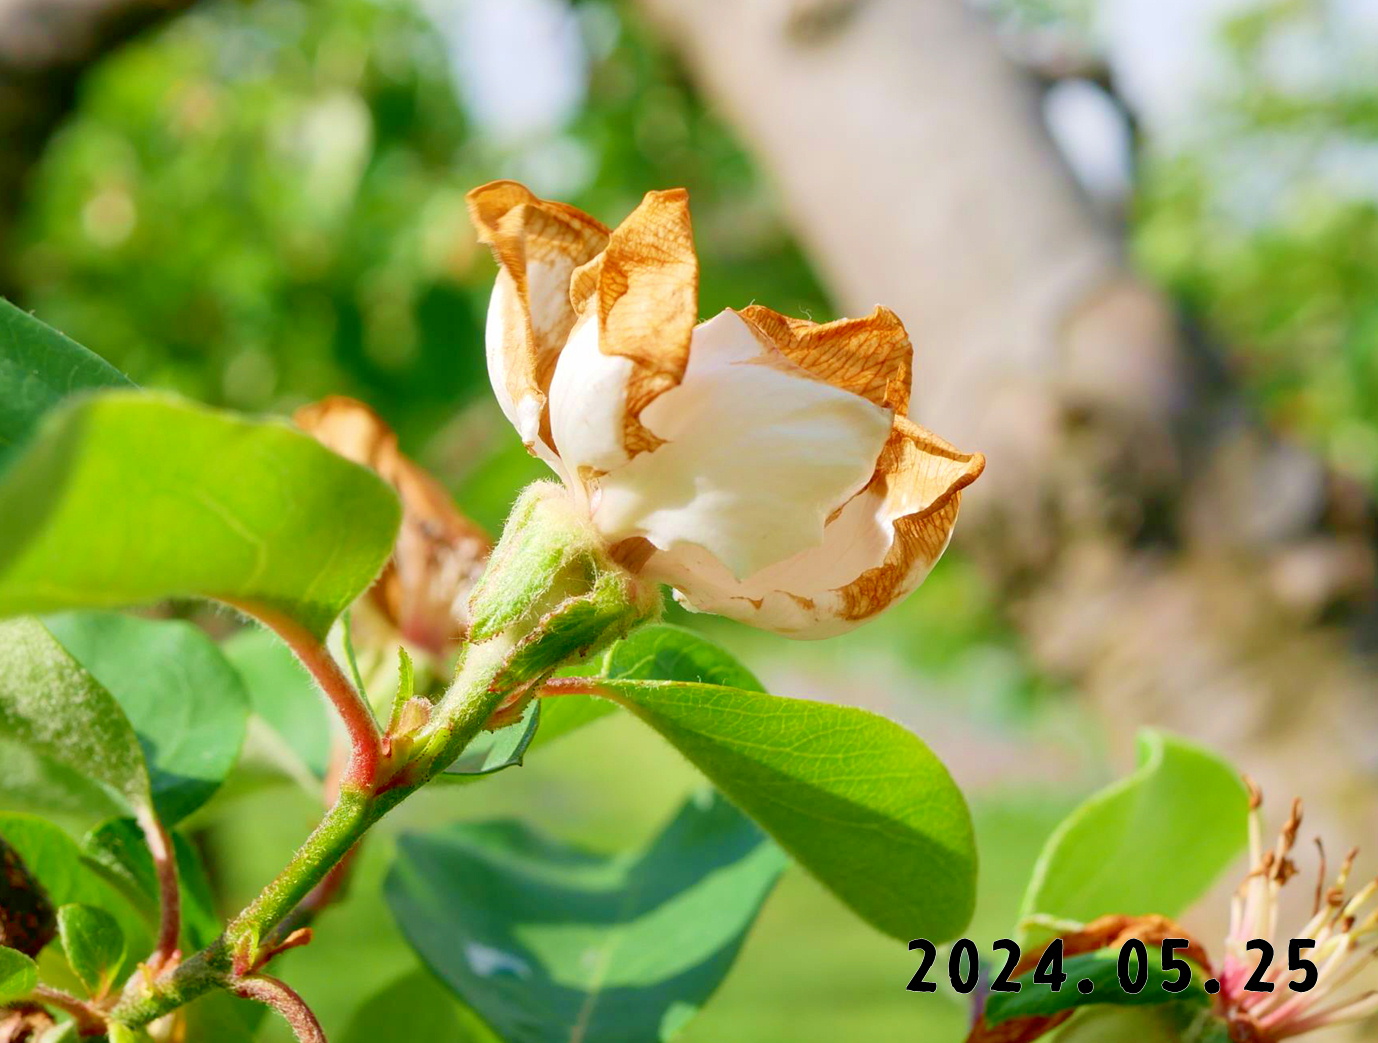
[1215,786,1378,1041]
[467,180,984,639]
[296,396,490,660]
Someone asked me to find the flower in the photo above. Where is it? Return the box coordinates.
[1215,784,1378,1040]
[295,396,490,660]
[467,180,985,638]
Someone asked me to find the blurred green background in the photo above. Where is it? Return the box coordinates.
[7,0,1375,1037]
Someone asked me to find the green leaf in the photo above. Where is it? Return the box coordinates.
[984,947,1207,1026]
[82,818,220,951]
[0,299,132,471]
[221,626,333,781]
[1057,1006,1189,1043]
[182,991,266,1043]
[0,618,151,818]
[1018,730,1248,943]
[530,623,763,755]
[0,391,400,640]
[57,903,126,996]
[593,675,975,942]
[342,970,494,1043]
[0,946,38,1004]
[45,612,249,824]
[442,701,539,779]
[387,790,787,1043]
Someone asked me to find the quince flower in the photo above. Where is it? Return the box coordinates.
[467,181,984,639]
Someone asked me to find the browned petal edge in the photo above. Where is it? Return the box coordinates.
[577,187,698,457]
[295,396,490,657]
[736,303,913,415]
[466,180,610,449]
[834,416,985,622]
[965,915,1213,1043]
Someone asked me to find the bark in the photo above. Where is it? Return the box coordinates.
[0,0,197,295]
[634,0,1378,843]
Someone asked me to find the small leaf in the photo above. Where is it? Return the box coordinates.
[0,391,400,640]
[593,675,975,942]
[45,612,250,825]
[1019,731,1248,943]
[222,626,333,782]
[387,791,786,1043]
[57,903,126,997]
[82,818,221,951]
[388,647,417,732]
[984,948,1207,1026]
[442,701,539,780]
[341,970,494,1043]
[0,618,152,818]
[1056,1006,1188,1043]
[0,298,132,471]
[0,946,38,1004]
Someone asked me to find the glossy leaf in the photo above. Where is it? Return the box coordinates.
[1019,731,1248,943]
[341,970,493,1043]
[984,948,1207,1026]
[0,946,38,1004]
[593,674,975,941]
[387,791,786,1043]
[57,903,125,996]
[82,818,220,951]
[221,626,333,782]
[0,391,400,640]
[0,299,132,470]
[0,618,151,818]
[530,623,763,754]
[46,612,249,825]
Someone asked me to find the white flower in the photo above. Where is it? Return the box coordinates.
[468,180,984,639]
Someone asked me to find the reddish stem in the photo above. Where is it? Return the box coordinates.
[538,677,605,697]
[234,604,382,792]
[135,806,181,972]
[232,976,325,1043]
[31,986,106,1036]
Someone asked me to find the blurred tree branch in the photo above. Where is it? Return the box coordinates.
[635,0,1378,841]
[0,0,197,296]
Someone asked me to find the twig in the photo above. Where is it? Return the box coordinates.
[232,976,325,1043]
[31,985,106,1036]
[135,805,181,972]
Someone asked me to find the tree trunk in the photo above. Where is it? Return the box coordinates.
[634,0,1378,846]
[0,0,197,296]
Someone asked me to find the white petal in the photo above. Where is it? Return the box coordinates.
[645,487,912,639]
[554,309,892,579]
[485,272,568,477]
